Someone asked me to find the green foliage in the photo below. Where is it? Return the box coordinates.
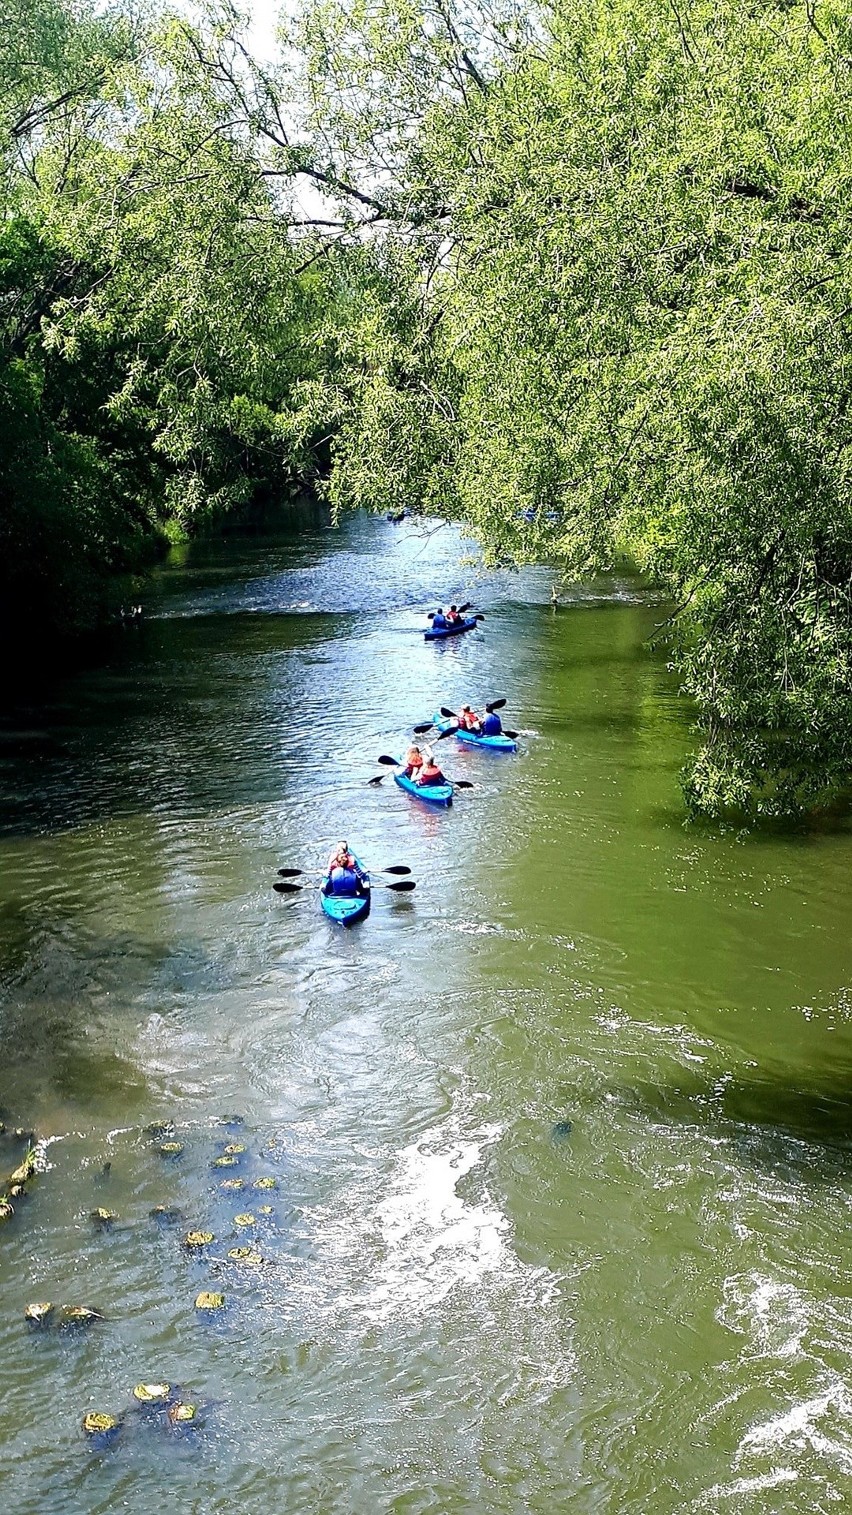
[295,0,852,816]
[0,0,335,638]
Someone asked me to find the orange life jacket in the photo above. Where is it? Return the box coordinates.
[417,762,444,785]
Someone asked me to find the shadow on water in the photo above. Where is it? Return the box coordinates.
[610,1066,852,1178]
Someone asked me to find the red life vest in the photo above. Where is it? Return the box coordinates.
[417,762,443,785]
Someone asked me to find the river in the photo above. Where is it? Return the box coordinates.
[1,509,851,1513]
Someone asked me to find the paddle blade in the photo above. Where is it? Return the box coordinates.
[474,613,485,621]
[453,780,475,790]
[439,706,457,719]
[273,880,302,893]
[277,867,304,877]
[412,722,434,734]
[458,601,473,613]
[434,726,456,740]
[377,754,399,766]
[367,774,386,785]
[379,865,412,875]
[502,729,518,739]
[485,698,506,712]
[384,879,416,891]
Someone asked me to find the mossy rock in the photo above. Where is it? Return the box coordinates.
[219,1178,245,1192]
[168,1401,199,1427]
[211,1155,238,1169]
[252,1176,277,1190]
[82,1412,121,1445]
[194,1291,225,1311]
[59,1306,104,1330]
[158,1142,184,1159]
[233,1213,255,1228]
[0,1199,14,1222]
[221,1143,246,1157]
[24,1301,55,1328]
[257,1205,274,1216]
[91,1207,119,1230]
[9,1152,36,1186]
[182,1230,214,1250]
[132,1382,172,1404]
[145,1122,175,1140]
[227,1247,264,1265]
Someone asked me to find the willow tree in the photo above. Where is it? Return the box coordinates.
[0,0,335,637]
[287,0,852,818]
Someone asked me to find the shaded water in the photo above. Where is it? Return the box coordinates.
[1,510,851,1513]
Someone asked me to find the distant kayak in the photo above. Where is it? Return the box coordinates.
[424,617,478,641]
[433,714,517,753]
[320,857,371,925]
[393,766,453,807]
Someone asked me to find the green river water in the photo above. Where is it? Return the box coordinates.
[1,510,851,1513]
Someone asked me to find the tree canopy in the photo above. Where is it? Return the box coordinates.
[3,0,852,817]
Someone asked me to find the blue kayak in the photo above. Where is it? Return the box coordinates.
[433,714,517,753]
[393,765,453,807]
[320,857,371,925]
[424,617,478,641]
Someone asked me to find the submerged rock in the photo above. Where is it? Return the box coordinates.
[251,1176,277,1191]
[145,1122,175,1141]
[218,1178,245,1192]
[211,1155,238,1170]
[551,1119,573,1141]
[233,1213,255,1228]
[0,1199,14,1222]
[158,1142,184,1160]
[150,1205,184,1227]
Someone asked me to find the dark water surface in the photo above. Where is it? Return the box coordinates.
[1,512,851,1513]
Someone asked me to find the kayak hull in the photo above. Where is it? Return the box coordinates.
[320,858,371,925]
[433,715,517,753]
[393,769,453,807]
[424,617,478,641]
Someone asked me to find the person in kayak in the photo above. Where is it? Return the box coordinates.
[402,744,424,777]
[416,753,446,787]
[431,608,447,630]
[481,709,503,736]
[326,841,365,897]
[446,605,461,624]
[458,704,482,732]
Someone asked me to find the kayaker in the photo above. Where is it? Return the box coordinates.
[446,605,461,624]
[481,710,503,736]
[326,841,364,897]
[458,704,482,732]
[431,608,447,630]
[402,744,424,777]
[416,754,446,787]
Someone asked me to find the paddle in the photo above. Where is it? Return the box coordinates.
[274,878,416,894]
[412,722,434,735]
[375,754,474,790]
[440,698,506,720]
[277,865,412,877]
